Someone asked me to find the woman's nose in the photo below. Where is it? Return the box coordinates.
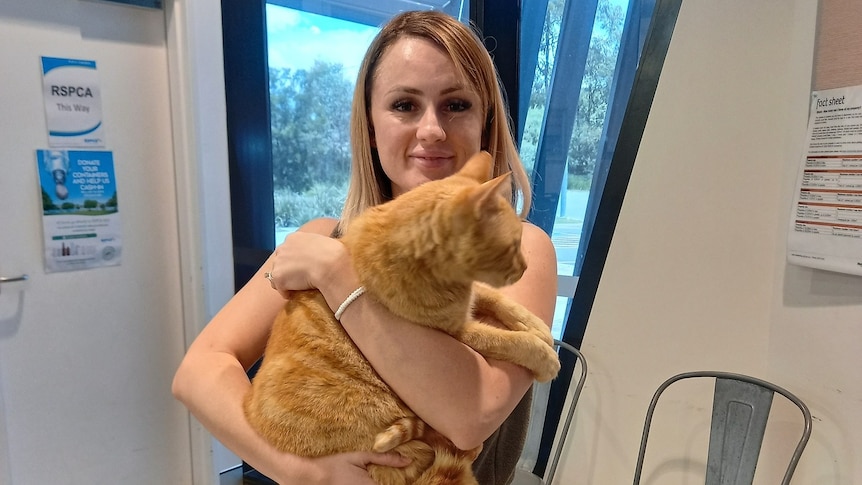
[417,108,446,142]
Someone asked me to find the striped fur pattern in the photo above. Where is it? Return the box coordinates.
[243,152,560,484]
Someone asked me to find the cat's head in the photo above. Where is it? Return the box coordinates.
[447,163,527,288]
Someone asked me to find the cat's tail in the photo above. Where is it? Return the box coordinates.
[372,417,426,453]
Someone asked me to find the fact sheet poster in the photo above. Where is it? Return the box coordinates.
[787,85,862,276]
[36,149,122,273]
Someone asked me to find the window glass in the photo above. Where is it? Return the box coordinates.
[520,0,629,339]
[266,5,378,243]
[266,3,470,244]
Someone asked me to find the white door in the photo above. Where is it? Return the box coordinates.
[0,2,191,484]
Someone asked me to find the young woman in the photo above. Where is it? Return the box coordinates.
[172,10,557,485]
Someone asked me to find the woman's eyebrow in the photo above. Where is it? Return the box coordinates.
[385,85,470,96]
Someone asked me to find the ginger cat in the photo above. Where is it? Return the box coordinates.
[244,151,560,484]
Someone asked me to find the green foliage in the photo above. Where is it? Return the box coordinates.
[270,61,353,193]
[568,173,592,191]
[274,183,347,228]
[569,1,625,176]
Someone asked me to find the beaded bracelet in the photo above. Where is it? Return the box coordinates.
[334,286,366,321]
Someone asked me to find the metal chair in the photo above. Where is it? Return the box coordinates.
[514,339,588,485]
[633,371,812,485]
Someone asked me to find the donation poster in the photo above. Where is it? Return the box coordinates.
[41,56,105,148]
[36,150,122,273]
[787,85,862,276]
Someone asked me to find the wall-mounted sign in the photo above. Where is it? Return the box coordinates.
[41,56,105,148]
[36,149,122,273]
[787,84,862,276]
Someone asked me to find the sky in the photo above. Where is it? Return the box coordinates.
[265,5,379,82]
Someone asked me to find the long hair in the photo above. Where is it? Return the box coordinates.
[339,10,531,231]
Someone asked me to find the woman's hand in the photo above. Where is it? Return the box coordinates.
[301,451,411,485]
[267,229,349,297]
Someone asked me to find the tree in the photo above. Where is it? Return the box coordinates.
[522,0,626,183]
[269,61,353,193]
[568,1,625,177]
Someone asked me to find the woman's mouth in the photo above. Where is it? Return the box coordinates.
[411,154,453,169]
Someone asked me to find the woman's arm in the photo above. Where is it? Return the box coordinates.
[172,218,409,484]
[314,222,558,450]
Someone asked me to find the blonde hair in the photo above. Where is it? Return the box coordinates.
[339,10,531,231]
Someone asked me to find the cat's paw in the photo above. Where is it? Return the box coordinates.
[523,319,554,347]
[530,341,561,382]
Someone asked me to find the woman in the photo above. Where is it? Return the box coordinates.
[172,10,557,485]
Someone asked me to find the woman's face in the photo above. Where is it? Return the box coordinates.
[369,36,484,198]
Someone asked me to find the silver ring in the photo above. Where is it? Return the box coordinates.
[264,271,275,288]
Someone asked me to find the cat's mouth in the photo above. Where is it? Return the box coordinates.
[504,255,528,284]
[481,262,526,288]
[505,266,526,285]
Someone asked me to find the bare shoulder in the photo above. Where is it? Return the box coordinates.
[296,217,339,236]
[520,221,556,261]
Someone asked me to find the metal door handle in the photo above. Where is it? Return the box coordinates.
[0,274,28,294]
[0,275,28,284]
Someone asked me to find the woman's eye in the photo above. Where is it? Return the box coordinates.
[392,100,414,112]
[447,100,472,112]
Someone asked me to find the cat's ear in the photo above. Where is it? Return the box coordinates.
[467,171,512,219]
[457,151,494,182]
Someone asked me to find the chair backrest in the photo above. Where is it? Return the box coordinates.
[633,371,812,485]
[515,339,588,485]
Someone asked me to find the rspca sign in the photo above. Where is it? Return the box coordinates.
[41,56,105,148]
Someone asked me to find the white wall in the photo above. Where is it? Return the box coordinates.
[560,1,862,484]
[0,1,191,483]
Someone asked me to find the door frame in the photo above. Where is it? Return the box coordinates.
[165,0,236,482]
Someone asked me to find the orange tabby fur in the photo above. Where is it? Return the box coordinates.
[244,151,560,484]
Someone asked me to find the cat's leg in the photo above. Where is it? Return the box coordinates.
[470,283,555,346]
[456,321,561,382]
